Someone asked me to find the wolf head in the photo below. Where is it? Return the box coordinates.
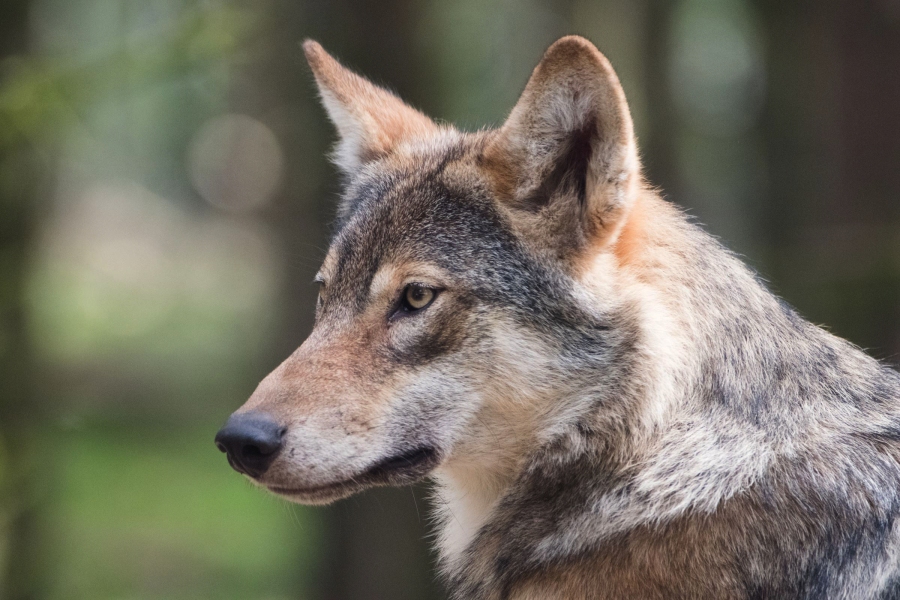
[216,36,646,504]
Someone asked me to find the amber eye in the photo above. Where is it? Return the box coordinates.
[402,284,436,311]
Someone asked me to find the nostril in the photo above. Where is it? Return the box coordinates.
[244,444,261,456]
[242,443,274,458]
[216,442,227,454]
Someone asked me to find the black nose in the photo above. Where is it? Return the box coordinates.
[215,413,285,478]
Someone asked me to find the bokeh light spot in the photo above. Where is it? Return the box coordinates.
[188,114,284,212]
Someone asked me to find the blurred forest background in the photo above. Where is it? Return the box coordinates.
[1,0,899,598]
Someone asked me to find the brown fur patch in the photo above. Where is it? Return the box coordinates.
[611,191,647,267]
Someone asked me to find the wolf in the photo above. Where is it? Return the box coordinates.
[215,36,900,599]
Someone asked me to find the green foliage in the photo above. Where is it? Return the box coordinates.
[44,423,320,599]
[0,5,255,150]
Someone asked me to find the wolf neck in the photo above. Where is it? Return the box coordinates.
[431,192,704,565]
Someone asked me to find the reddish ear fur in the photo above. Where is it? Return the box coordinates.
[483,36,641,256]
[303,40,438,174]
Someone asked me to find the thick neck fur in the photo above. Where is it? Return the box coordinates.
[432,191,900,596]
[432,191,707,566]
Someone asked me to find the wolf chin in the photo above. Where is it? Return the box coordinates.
[215,36,900,599]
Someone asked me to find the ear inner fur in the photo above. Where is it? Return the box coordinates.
[483,35,641,262]
[303,40,439,174]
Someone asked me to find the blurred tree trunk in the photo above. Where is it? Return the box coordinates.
[753,0,900,358]
[829,0,900,357]
[642,0,679,199]
[0,1,45,599]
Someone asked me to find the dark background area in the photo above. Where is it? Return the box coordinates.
[1,0,898,598]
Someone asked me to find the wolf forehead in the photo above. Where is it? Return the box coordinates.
[316,134,604,345]
[318,172,612,377]
[322,137,523,295]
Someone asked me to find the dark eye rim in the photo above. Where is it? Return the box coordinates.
[391,283,440,321]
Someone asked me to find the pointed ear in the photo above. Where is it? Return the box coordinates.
[483,36,641,257]
[303,40,439,176]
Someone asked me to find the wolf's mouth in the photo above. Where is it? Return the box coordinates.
[365,446,437,478]
[266,446,439,503]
